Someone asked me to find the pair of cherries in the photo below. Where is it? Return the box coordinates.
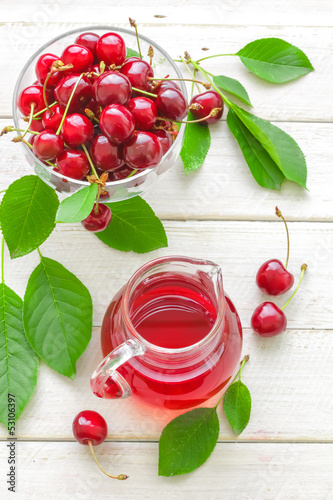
[251,208,307,337]
[73,410,128,480]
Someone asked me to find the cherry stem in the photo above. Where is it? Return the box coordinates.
[43,73,52,112]
[20,103,35,140]
[84,108,100,123]
[180,55,201,94]
[1,237,5,284]
[157,108,221,124]
[281,264,307,311]
[148,76,210,89]
[275,206,290,269]
[94,193,101,215]
[126,169,138,178]
[26,101,58,120]
[88,441,128,480]
[189,60,232,108]
[148,45,154,65]
[21,139,33,149]
[131,87,156,98]
[129,17,142,59]
[56,74,84,135]
[81,143,99,179]
[215,355,250,408]
[195,53,236,63]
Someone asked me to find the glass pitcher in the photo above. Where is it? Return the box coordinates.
[91,256,243,410]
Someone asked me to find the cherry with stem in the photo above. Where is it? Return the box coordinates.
[73,410,128,480]
[251,264,307,337]
[256,207,294,296]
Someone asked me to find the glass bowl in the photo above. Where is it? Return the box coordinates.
[12,26,187,202]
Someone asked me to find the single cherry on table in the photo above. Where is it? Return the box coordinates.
[73,410,128,480]
[81,203,112,232]
[256,207,294,296]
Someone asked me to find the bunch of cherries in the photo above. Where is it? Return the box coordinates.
[251,207,307,337]
[3,27,224,233]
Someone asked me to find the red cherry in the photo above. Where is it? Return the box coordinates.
[35,53,62,87]
[256,208,294,296]
[152,80,181,94]
[75,32,100,59]
[93,71,131,107]
[42,104,65,132]
[90,134,124,172]
[120,59,154,91]
[73,410,107,446]
[152,129,173,155]
[95,32,126,66]
[83,99,101,118]
[18,85,45,115]
[127,97,157,131]
[156,88,188,121]
[100,104,135,145]
[82,203,112,232]
[54,74,92,112]
[87,63,103,83]
[32,130,64,161]
[72,410,128,480]
[190,91,224,125]
[123,131,162,170]
[29,119,45,133]
[61,113,94,148]
[61,44,94,73]
[109,165,135,181]
[56,149,90,179]
[251,302,287,337]
[256,259,294,296]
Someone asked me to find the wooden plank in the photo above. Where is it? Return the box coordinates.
[0,328,331,441]
[1,220,331,329]
[0,441,332,499]
[1,24,330,121]
[1,0,332,27]
[1,120,332,222]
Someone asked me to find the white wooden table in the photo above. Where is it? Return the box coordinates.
[1,2,333,498]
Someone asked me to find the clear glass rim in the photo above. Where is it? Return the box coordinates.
[121,255,225,354]
[12,25,187,189]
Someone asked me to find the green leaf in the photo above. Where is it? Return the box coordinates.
[126,47,140,58]
[96,196,167,253]
[0,283,38,427]
[227,108,285,189]
[237,38,314,83]
[213,75,252,106]
[0,175,59,259]
[23,256,92,379]
[180,111,211,174]
[159,407,219,476]
[56,184,98,223]
[228,103,307,188]
[223,380,251,435]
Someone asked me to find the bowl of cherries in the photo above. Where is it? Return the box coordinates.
[12,26,188,202]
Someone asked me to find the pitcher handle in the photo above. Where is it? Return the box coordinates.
[90,340,146,399]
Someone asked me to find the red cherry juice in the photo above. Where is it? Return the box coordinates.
[101,273,242,409]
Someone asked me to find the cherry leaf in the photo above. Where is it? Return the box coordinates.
[0,283,38,427]
[126,48,140,58]
[180,111,211,174]
[213,75,252,106]
[23,256,93,379]
[227,108,285,189]
[223,380,251,435]
[237,38,314,83]
[228,103,307,188]
[95,196,167,253]
[0,175,59,259]
[56,184,98,223]
[158,407,219,476]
